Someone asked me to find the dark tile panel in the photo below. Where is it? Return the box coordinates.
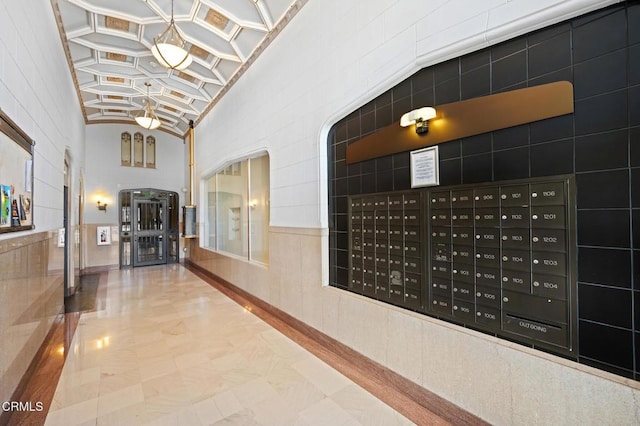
[492,125,529,150]
[580,355,634,379]
[375,104,393,128]
[462,153,492,184]
[393,152,410,168]
[631,127,640,167]
[347,115,361,139]
[393,97,413,123]
[377,169,395,192]
[528,22,571,45]
[574,50,627,100]
[434,78,460,105]
[575,90,628,136]
[461,133,491,156]
[636,293,640,329]
[632,168,640,208]
[572,8,626,63]
[629,44,640,85]
[530,139,574,177]
[633,212,640,249]
[394,79,412,101]
[631,86,640,127]
[376,156,393,172]
[361,99,376,115]
[461,49,490,73]
[630,2,640,45]
[492,37,526,61]
[577,209,630,248]
[434,59,459,84]
[412,68,434,92]
[576,169,629,209]
[493,147,530,181]
[528,31,571,79]
[578,247,631,288]
[334,141,347,162]
[361,112,375,136]
[439,158,461,186]
[492,51,527,92]
[578,320,633,371]
[375,91,392,108]
[335,123,347,143]
[578,283,632,328]
[575,129,628,172]
[461,65,490,100]
[528,67,573,87]
[439,139,461,160]
[530,115,574,145]
[393,167,411,190]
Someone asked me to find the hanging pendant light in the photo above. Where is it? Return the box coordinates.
[135,82,161,130]
[151,0,192,70]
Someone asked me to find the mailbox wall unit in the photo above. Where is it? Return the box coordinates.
[348,176,576,355]
[119,188,179,268]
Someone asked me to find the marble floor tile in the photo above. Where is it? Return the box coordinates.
[42,265,415,425]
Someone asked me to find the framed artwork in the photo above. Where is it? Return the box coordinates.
[97,226,111,245]
[0,108,34,233]
[410,146,440,188]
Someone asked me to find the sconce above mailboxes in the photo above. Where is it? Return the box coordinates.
[346,81,574,164]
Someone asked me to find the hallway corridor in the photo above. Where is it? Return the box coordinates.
[43,265,415,425]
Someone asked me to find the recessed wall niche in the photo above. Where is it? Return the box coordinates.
[328,2,640,380]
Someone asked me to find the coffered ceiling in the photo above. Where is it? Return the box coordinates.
[52,0,306,137]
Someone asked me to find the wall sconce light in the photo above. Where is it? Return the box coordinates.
[97,200,107,212]
[400,107,437,134]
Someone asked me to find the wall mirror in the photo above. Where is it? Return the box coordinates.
[0,108,34,233]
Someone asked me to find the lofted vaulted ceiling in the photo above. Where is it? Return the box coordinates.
[52,0,306,137]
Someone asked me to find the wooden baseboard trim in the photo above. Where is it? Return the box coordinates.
[185,260,487,426]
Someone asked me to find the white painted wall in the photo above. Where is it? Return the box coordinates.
[0,0,85,238]
[194,0,620,230]
[84,124,186,225]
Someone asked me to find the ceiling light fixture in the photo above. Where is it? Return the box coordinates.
[400,107,437,134]
[151,0,192,70]
[135,83,161,130]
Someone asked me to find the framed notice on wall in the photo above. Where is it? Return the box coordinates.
[0,108,34,233]
[410,146,439,188]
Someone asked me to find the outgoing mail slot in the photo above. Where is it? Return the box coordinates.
[431,295,452,315]
[389,241,403,256]
[452,227,474,246]
[404,209,421,226]
[531,229,566,252]
[501,249,531,273]
[432,243,451,262]
[404,226,421,242]
[374,196,388,209]
[530,181,565,206]
[431,227,451,244]
[452,246,474,264]
[531,206,565,229]
[431,210,451,226]
[501,206,530,228]
[475,228,500,248]
[532,251,566,277]
[501,228,530,250]
[475,247,500,268]
[452,281,475,301]
[451,208,474,226]
[404,258,421,273]
[388,195,404,210]
[503,314,568,348]
[404,193,421,209]
[452,261,474,283]
[451,189,473,208]
[474,187,500,207]
[453,299,475,321]
[502,290,566,324]
[430,191,450,209]
[404,272,422,290]
[532,274,567,300]
[431,277,452,296]
[389,226,403,241]
[404,240,421,258]
[475,305,501,329]
[475,285,501,308]
[475,266,501,287]
[500,185,529,207]
[431,260,452,279]
[502,269,531,294]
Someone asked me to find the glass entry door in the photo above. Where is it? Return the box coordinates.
[133,198,167,267]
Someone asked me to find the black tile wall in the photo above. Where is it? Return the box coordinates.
[327,2,640,380]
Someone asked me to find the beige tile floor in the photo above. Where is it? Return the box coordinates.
[45,264,414,425]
